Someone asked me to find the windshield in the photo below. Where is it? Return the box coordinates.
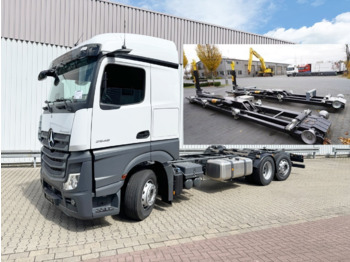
[48,56,98,102]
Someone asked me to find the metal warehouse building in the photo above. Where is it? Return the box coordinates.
[3,0,329,163]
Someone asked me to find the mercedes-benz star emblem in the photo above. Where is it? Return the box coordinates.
[48,128,55,149]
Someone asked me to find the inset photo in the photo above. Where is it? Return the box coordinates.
[183,44,350,145]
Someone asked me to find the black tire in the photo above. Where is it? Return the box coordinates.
[252,156,275,186]
[124,169,157,221]
[274,155,292,181]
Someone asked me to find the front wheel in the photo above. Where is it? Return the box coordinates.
[124,169,158,221]
[251,156,275,186]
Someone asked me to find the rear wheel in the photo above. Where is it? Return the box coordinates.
[274,155,292,181]
[251,156,275,186]
[301,129,317,144]
[332,100,342,109]
[124,169,157,221]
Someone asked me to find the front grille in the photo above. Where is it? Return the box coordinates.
[40,131,70,178]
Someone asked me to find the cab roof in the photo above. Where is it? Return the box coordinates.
[76,33,179,65]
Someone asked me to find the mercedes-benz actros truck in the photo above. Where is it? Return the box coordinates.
[38,34,304,221]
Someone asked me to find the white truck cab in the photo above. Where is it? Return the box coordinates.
[286,65,298,77]
[39,34,182,220]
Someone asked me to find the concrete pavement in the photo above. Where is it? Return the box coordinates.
[1,158,350,261]
[89,215,350,262]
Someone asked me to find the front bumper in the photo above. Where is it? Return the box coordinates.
[40,150,121,219]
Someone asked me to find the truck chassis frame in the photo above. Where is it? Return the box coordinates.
[187,90,331,144]
[228,87,346,110]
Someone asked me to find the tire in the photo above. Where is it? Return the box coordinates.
[252,156,275,186]
[301,129,317,144]
[124,169,158,221]
[274,155,292,181]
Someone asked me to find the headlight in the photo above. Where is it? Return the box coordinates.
[63,173,80,191]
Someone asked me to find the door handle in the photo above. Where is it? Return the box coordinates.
[136,130,150,139]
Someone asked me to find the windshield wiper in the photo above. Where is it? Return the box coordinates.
[55,98,74,112]
[43,100,53,112]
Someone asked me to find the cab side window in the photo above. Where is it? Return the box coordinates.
[101,64,145,106]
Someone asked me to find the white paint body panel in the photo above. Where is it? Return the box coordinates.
[70,109,92,151]
[91,57,152,149]
[41,109,92,151]
[150,64,180,140]
[152,108,179,139]
[41,113,75,134]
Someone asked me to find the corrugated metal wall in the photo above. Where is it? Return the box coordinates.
[1,39,70,158]
[1,0,291,62]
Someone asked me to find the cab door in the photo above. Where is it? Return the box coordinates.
[91,57,151,149]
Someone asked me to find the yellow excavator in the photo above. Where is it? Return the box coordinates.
[248,47,274,76]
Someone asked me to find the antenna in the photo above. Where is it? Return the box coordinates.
[122,20,127,49]
[74,33,84,47]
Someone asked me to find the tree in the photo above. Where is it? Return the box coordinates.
[183,51,188,69]
[196,44,222,84]
[190,59,196,79]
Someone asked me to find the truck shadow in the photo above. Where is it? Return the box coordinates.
[20,179,114,231]
[111,193,192,222]
[194,177,262,193]
[194,178,240,193]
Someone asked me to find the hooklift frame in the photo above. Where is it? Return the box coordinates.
[188,67,332,145]
[228,87,346,110]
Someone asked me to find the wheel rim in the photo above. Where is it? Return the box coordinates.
[141,179,156,209]
[262,161,273,180]
[301,129,317,144]
[278,159,290,177]
[319,110,329,119]
[332,100,342,109]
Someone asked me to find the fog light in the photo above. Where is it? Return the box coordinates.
[63,173,80,191]
[71,199,76,206]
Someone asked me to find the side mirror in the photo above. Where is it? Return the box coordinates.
[38,69,60,86]
[54,76,60,86]
[38,70,48,81]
